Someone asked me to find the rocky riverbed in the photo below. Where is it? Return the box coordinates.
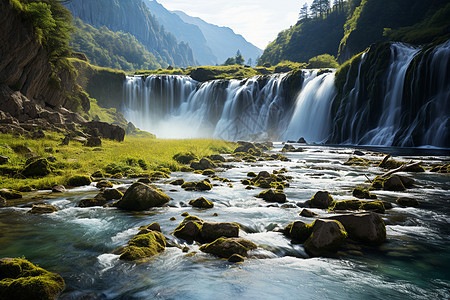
[0,142,449,299]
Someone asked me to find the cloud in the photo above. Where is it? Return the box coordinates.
[156,0,314,49]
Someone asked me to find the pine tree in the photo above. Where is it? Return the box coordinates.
[299,3,309,20]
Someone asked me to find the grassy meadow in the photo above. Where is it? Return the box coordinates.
[0,132,235,191]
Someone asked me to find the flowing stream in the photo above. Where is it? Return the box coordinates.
[1,145,449,299]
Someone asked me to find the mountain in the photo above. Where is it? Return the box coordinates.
[174,10,263,65]
[64,0,197,68]
[143,0,218,65]
[70,18,162,71]
[259,0,450,65]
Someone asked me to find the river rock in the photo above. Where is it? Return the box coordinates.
[0,188,22,199]
[173,215,204,242]
[208,154,226,162]
[397,175,415,188]
[200,222,239,242]
[138,222,161,233]
[102,188,123,200]
[287,220,314,243]
[307,191,334,208]
[22,158,51,177]
[67,175,92,187]
[169,179,185,185]
[190,158,216,170]
[0,257,65,299]
[78,197,107,208]
[119,231,166,261]
[352,187,377,199]
[96,180,113,189]
[115,182,170,210]
[28,204,58,214]
[300,209,319,218]
[52,185,66,193]
[256,189,287,203]
[396,197,419,207]
[173,152,197,164]
[383,175,406,191]
[297,137,307,143]
[281,144,296,152]
[0,196,6,207]
[196,180,212,191]
[189,197,214,209]
[228,253,245,263]
[304,219,347,257]
[328,212,386,244]
[199,237,257,258]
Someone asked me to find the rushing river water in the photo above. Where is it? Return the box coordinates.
[0,144,449,299]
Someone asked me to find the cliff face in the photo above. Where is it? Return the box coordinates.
[64,0,198,68]
[0,0,88,113]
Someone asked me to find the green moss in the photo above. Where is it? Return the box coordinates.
[331,199,363,211]
[22,158,52,178]
[189,197,214,209]
[370,176,386,190]
[199,238,257,258]
[289,221,314,243]
[0,257,65,299]
[196,180,212,191]
[352,187,377,199]
[360,201,385,213]
[119,231,166,261]
[343,157,370,166]
[173,152,198,164]
[67,175,92,187]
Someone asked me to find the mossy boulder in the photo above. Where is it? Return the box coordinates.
[91,170,105,178]
[181,181,196,190]
[299,209,319,218]
[22,158,51,177]
[190,158,216,170]
[196,180,212,191]
[344,157,370,166]
[28,204,58,214]
[67,175,92,187]
[331,199,362,211]
[228,254,245,263]
[286,221,314,243]
[115,182,170,210]
[102,188,123,200]
[119,231,166,261]
[96,180,113,189]
[173,152,198,164]
[396,197,419,207]
[189,197,214,209]
[256,189,287,203]
[78,197,107,208]
[0,189,22,200]
[173,215,204,242]
[247,171,257,178]
[370,176,386,190]
[200,222,239,243]
[383,175,406,191]
[0,257,65,300]
[304,219,347,257]
[208,154,226,162]
[329,212,386,244]
[0,197,6,207]
[352,187,377,199]
[202,169,215,176]
[307,191,334,208]
[138,222,161,233]
[199,237,257,258]
[169,179,185,185]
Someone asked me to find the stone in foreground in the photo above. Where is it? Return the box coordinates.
[119,231,166,261]
[328,212,386,244]
[199,237,257,258]
[304,219,347,257]
[115,182,170,210]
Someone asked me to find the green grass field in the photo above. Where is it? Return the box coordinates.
[0,132,235,191]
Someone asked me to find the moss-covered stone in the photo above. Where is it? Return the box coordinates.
[190,158,216,170]
[202,169,215,176]
[119,231,166,261]
[383,175,406,191]
[189,197,214,209]
[256,189,287,203]
[91,170,104,178]
[169,179,185,185]
[344,157,370,166]
[352,187,377,199]
[288,221,314,243]
[115,182,170,210]
[173,216,204,242]
[370,176,386,190]
[396,197,419,207]
[200,222,240,242]
[247,171,257,178]
[360,201,385,213]
[0,189,22,200]
[22,158,51,177]
[102,188,123,200]
[329,212,386,244]
[149,171,170,179]
[199,237,257,258]
[96,180,113,189]
[308,191,334,208]
[304,219,347,257]
[196,180,212,191]
[330,199,385,213]
[28,204,58,214]
[67,175,92,187]
[0,257,65,299]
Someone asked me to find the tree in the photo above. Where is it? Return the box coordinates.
[223,57,236,65]
[235,50,244,65]
[299,3,309,20]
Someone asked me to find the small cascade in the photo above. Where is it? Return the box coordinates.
[283,70,336,142]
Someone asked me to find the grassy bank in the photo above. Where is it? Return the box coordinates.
[0,132,235,191]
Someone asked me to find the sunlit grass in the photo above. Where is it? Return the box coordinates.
[0,132,235,190]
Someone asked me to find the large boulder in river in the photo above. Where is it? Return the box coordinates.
[190,158,216,170]
[173,215,204,242]
[119,231,166,261]
[304,219,347,257]
[189,197,214,209]
[0,257,65,299]
[396,197,419,207]
[328,212,386,244]
[115,182,170,210]
[200,222,239,242]
[199,237,257,258]
[307,191,334,208]
[257,189,287,203]
[383,175,406,191]
[28,204,58,214]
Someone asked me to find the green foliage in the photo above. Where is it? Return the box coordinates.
[223,50,245,66]
[70,18,162,71]
[10,0,75,72]
[307,54,339,68]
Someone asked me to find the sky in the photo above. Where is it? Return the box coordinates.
[157,0,314,49]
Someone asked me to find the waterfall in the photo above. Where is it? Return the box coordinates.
[122,41,449,147]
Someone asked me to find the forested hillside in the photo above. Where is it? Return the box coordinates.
[259,0,450,65]
[64,0,198,68]
[70,18,162,71]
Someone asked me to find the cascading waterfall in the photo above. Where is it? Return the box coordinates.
[122,40,449,147]
[123,72,336,141]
